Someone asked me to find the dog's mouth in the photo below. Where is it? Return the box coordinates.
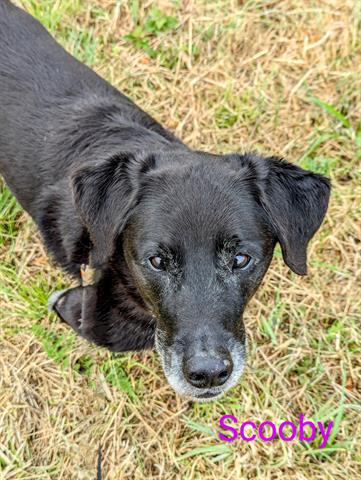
[193,390,224,400]
[197,391,219,398]
[155,329,246,401]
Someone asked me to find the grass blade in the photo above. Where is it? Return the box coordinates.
[308,96,351,129]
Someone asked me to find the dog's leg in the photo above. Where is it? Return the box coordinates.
[48,284,155,352]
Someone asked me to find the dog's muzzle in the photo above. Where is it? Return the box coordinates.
[155,329,247,400]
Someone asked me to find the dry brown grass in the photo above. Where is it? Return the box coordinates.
[1,0,360,479]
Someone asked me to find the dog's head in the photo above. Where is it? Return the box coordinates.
[72,150,330,400]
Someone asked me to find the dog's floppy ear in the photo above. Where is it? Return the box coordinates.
[235,153,331,275]
[71,152,156,267]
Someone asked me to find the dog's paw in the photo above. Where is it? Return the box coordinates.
[48,286,84,334]
[48,289,68,312]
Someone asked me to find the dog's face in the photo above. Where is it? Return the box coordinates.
[123,158,275,399]
[72,150,330,400]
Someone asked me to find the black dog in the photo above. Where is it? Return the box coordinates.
[0,0,330,400]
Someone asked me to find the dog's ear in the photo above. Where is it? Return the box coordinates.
[71,152,156,267]
[233,153,331,275]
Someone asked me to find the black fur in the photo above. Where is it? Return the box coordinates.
[0,1,330,397]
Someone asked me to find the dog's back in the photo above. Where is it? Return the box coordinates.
[0,1,182,216]
[0,0,93,91]
[0,0,115,208]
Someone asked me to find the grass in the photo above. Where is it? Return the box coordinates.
[0,0,360,479]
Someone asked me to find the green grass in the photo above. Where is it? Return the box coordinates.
[32,323,77,370]
[307,95,361,160]
[0,183,22,242]
[124,6,179,66]
[19,0,81,30]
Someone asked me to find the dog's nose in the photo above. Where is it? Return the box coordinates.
[183,353,233,388]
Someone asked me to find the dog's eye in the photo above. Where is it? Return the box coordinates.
[232,253,251,270]
[148,255,165,271]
